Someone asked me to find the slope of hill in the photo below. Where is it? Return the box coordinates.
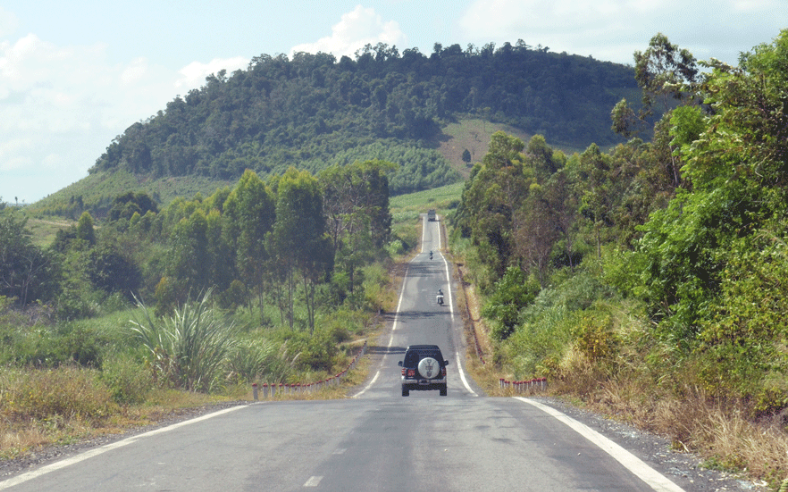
[31,41,637,217]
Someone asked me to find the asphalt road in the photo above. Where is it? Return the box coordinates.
[0,215,689,492]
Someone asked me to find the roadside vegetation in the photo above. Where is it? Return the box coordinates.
[0,160,406,460]
[449,32,788,488]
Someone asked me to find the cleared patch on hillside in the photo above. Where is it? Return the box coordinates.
[434,118,581,179]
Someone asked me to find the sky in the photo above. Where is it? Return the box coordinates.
[1,1,785,204]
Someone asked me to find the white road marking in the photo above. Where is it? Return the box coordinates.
[514,398,685,492]
[352,370,380,398]
[456,352,478,397]
[304,476,323,487]
[0,405,247,490]
[441,253,454,323]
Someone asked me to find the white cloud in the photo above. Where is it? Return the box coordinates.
[174,56,249,92]
[290,5,407,58]
[0,138,33,171]
[458,0,787,65]
[0,33,184,200]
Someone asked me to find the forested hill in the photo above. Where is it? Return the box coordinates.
[89,41,635,196]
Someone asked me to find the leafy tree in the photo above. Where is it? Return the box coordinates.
[454,132,532,282]
[633,32,699,115]
[87,245,142,298]
[628,30,788,341]
[0,211,59,305]
[320,160,394,302]
[223,170,275,320]
[482,266,540,340]
[266,168,333,332]
[76,211,96,245]
[168,210,210,302]
[577,144,613,259]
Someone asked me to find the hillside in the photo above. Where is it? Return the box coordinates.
[30,41,636,217]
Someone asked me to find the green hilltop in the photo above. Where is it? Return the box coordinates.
[30,41,637,217]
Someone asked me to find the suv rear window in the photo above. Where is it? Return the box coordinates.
[404,347,443,366]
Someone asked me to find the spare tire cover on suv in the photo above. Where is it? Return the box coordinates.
[417,357,440,379]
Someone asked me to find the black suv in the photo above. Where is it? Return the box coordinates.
[398,345,449,396]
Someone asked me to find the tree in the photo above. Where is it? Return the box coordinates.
[266,167,333,332]
[76,211,96,245]
[320,161,393,302]
[454,132,532,282]
[223,170,275,320]
[462,149,471,164]
[630,30,788,339]
[0,211,58,305]
[634,32,699,116]
[168,210,210,302]
[578,144,612,259]
[87,245,142,298]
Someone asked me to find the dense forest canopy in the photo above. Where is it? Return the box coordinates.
[90,40,635,196]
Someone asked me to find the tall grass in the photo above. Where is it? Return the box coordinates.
[130,290,237,392]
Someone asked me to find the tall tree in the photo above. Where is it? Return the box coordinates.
[320,160,394,300]
[455,131,533,282]
[223,170,275,321]
[76,211,96,245]
[169,210,210,300]
[267,167,333,332]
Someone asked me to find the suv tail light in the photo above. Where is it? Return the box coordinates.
[405,369,415,377]
[441,367,447,377]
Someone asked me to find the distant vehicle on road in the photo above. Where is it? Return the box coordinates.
[427,209,436,221]
[398,344,449,396]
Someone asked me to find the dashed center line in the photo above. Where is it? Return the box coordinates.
[304,475,323,487]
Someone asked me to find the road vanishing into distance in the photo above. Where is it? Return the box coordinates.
[1,215,688,492]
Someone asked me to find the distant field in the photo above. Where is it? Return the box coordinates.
[390,181,464,224]
[26,217,75,248]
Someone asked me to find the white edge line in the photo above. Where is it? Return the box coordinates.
[456,352,477,397]
[421,213,427,253]
[437,215,471,396]
[352,370,380,398]
[442,254,454,322]
[0,405,247,490]
[514,398,685,492]
[352,245,412,399]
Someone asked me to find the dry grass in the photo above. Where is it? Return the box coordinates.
[0,368,238,460]
[0,350,377,462]
[546,367,788,487]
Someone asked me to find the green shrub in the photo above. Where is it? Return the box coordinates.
[227,339,283,383]
[100,354,154,404]
[130,291,237,392]
[571,309,618,362]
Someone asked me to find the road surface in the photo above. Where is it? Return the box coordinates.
[0,214,687,491]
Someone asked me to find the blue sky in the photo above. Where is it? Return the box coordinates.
[1,1,786,204]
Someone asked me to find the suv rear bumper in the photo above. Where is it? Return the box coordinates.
[402,377,446,390]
